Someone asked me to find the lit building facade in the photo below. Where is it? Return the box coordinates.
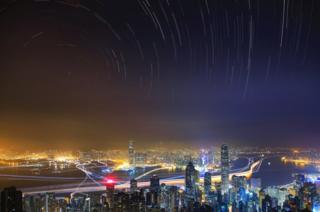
[221,144,230,194]
[128,140,135,167]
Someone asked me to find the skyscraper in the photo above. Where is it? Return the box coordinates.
[185,161,199,202]
[128,140,135,167]
[221,144,229,194]
[105,179,115,209]
[150,174,160,192]
[1,187,23,212]
[130,178,138,193]
[231,175,247,191]
[149,175,160,207]
[204,172,212,195]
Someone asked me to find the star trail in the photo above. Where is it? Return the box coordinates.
[0,0,319,150]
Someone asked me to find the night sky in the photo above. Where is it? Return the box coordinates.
[0,0,319,150]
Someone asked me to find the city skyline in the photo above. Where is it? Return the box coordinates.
[2,143,320,211]
[1,0,320,211]
[0,0,319,150]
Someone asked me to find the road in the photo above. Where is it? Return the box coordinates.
[23,159,262,195]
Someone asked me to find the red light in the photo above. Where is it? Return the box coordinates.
[102,175,116,186]
[106,179,115,184]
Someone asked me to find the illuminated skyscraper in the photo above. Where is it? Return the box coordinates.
[150,175,160,192]
[185,162,198,202]
[148,175,160,207]
[204,172,212,197]
[128,140,135,167]
[231,175,247,191]
[221,144,229,194]
[105,179,115,209]
[294,174,305,189]
[130,178,138,193]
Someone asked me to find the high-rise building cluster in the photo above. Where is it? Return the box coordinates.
[128,141,148,168]
[3,145,320,211]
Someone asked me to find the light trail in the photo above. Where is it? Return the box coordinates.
[71,175,89,197]
[0,174,82,181]
[23,159,262,195]
[135,167,170,180]
[75,163,102,186]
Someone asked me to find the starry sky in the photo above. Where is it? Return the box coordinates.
[0,0,319,150]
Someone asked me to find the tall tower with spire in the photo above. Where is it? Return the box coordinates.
[128,140,135,167]
[221,144,229,194]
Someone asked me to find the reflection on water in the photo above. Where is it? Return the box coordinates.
[0,156,319,189]
[0,161,85,189]
[253,157,320,187]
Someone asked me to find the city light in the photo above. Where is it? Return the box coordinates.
[105,179,115,184]
[0,0,319,211]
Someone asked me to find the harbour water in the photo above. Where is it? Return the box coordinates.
[0,156,319,189]
[252,156,319,187]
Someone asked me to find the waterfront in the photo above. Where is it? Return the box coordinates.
[0,156,318,191]
[253,156,320,187]
[0,161,84,188]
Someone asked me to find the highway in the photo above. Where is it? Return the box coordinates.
[22,159,262,195]
[0,174,83,181]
